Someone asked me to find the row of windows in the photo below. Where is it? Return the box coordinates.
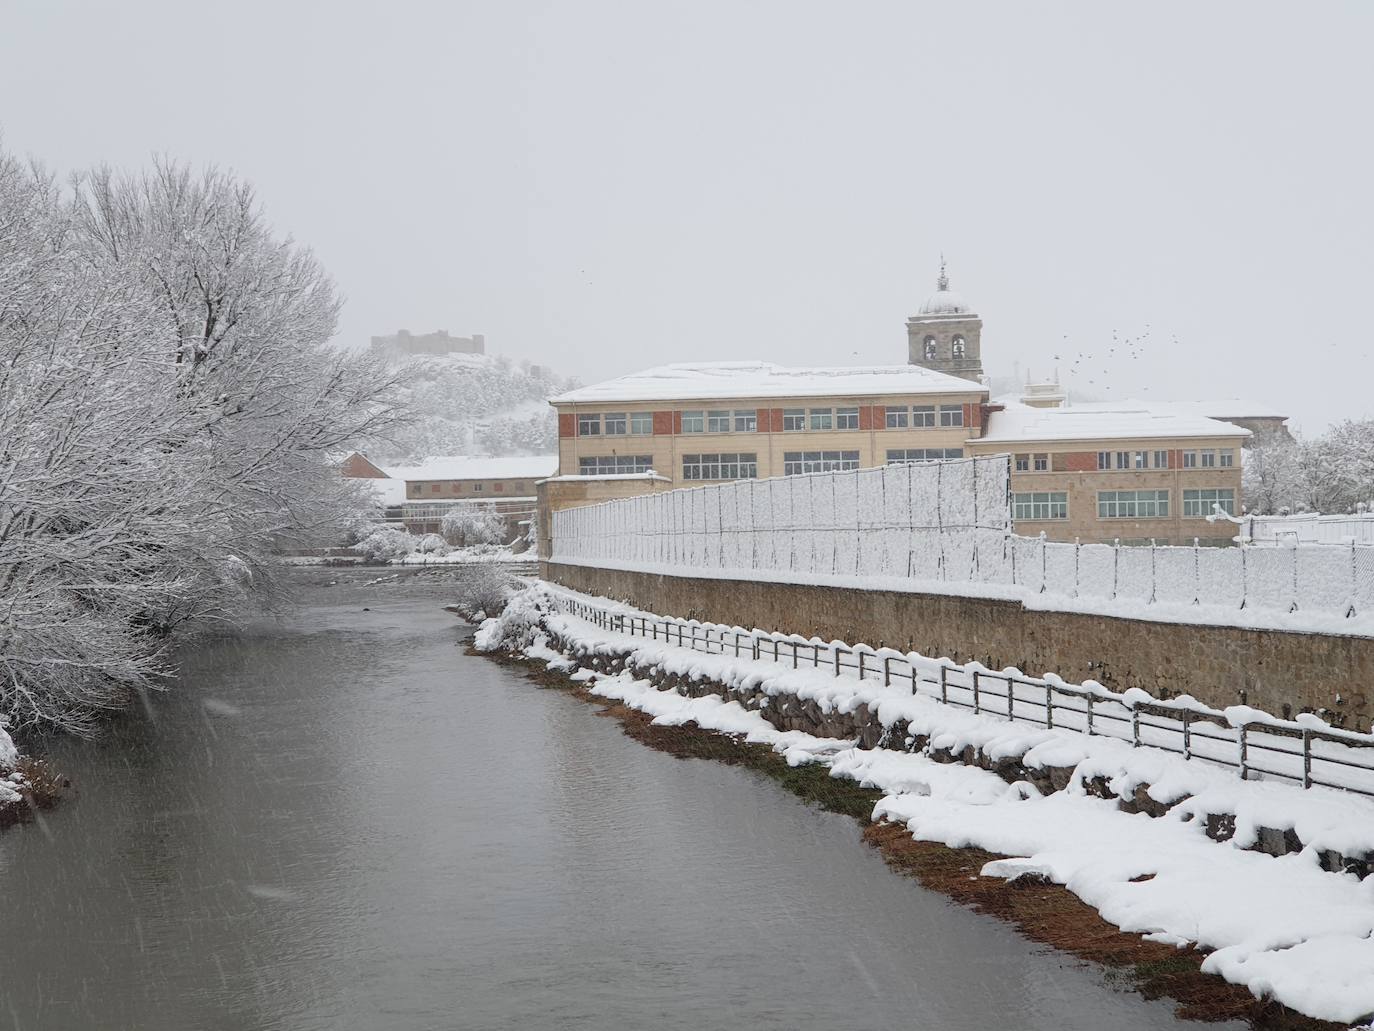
[412,481,526,495]
[782,451,861,476]
[920,335,968,361]
[575,405,966,436]
[887,448,965,463]
[577,455,654,475]
[1095,449,1235,471]
[683,453,758,481]
[1012,489,1237,521]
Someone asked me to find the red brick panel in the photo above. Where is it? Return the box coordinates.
[1170,449,1182,469]
[858,405,875,431]
[673,411,683,434]
[1063,451,1098,472]
[558,413,575,438]
[756,407,773,432]
[770,408,784,432]
[653,410,674,435]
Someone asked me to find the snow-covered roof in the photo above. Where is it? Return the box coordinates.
[365,477,408,507]
[978,402,1251,445]
[915,264,973,316]
[1090,398,1289,422]
[550,361,986,405]
[388,455,558,482]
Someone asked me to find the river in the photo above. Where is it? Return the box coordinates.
[0,570,1235,1030]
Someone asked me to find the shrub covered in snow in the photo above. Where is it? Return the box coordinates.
[351,527,417,563]
[473,583,554,653]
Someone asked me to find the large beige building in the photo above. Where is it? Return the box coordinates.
[548,361,990,485]
[969,400,1247,545]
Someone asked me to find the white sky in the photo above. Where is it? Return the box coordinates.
[2,1,1370,434]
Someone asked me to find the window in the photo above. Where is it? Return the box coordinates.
[579,455,654,475]
[1220,449,1234,468]
[923,336,937,361]
[1033,453,1049,472]
[952,336,966,359]
[429,483,440,493]
[836,406,860,430]
[1098,451,1111,471]
[885,406,909,429]
[681,410,705,433]
[1134,451,1149,470]
[782,408,806,431]
[682,453,758,481]
[1115,451,1130,470]
[887,448,964,464]
[1013,491,1068,520]
[707,410,731,433]
[604,412,627,435]
[1014,454,1030,472]
[1154,450,1170,469]
[939,405,964,427]
[733,410,757,432]
[1182,450,1198,468]
[1183,488,1235,518]
[1097,489,1170,519]
[630,411,653,435]
[1200,449,1217,468]
[912,405,936,427]
[809,408,833,430]
[783,450,859,475]
[577,413,600,436]
[474,484,484,492]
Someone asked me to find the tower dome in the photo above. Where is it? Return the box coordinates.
[918,262,969,315]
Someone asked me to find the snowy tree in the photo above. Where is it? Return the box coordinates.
[440,504,507,546]
[1242,429,1310,515]
[1302,420,1374,514]
[0,149,402,733]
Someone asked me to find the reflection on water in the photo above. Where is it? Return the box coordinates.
[0,571,1234,1031]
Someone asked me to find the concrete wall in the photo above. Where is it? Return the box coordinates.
[543,560,1373,731]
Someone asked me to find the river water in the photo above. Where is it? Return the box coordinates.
[0,571,1232,1031]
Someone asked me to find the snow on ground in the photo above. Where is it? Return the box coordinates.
[482,582,1374,1025]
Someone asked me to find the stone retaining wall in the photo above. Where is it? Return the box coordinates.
[543,561,1373,732]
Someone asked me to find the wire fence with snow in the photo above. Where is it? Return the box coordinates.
[549,456,1374,635]
[555,593,1374,799]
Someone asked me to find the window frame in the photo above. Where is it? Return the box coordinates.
[1097,489,1171,519]
[1013,491,1068,521]
[681,410,705,433]
[938,405,964,427]
[733,410,757,433]
[885,406,909,429]
[577,413,601,436]
[1182,488,1236,518]
[781,408,806,432]
[808,408,834,431]
[912,405,936,428]
[835,406,860,430]
[603,412,627,436]
[630,411,653,435]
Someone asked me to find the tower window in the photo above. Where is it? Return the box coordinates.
[952,335,966,359]
[923,336,937,361]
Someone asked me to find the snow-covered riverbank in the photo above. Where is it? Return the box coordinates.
[478,582,1374,1027]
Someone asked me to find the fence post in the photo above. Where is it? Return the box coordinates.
[972,670,981,713]
[1182,710,1191,760]
[1149,540,1158,604]
[1045,683,1054,730]
[1086,693,1094,736]
[883,656,892,687]
[1007,675,1015,721]
[1302,729,1312,789]
[939,664,948,704]
[858,651,865,681]
[1111,539,1120,600]
[833,647,841,678]
[1239,724,1249,780]
[1193,538,1201,606]
[1131,705,1140,748]
[1040,531,1048,593]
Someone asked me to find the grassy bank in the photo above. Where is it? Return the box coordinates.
[477,644,1344,1031]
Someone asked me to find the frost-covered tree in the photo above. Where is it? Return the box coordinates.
[440,504,507,546]
[1302,419,1374,514]
[0,149,401,733]
[1242,429,1310,515]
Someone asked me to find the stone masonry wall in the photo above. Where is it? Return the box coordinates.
[542,561,1373,731]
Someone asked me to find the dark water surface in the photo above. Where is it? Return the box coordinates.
[0,570,1232,1031]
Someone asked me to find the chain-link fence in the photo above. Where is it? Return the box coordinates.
[550,456,1374,631]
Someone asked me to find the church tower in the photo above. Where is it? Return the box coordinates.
[906,262,985,383]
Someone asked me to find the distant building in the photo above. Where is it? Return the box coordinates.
[389,455,557,540]
[370,329,485,360]
[906,261,984,382]
[337,452,389,479]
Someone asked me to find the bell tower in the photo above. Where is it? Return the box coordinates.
[906,261,984,383]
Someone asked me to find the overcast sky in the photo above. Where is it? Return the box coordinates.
[3,1,1370,433]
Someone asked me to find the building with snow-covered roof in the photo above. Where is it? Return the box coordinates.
[547,359,991,500]
[391,454,555,540]
[968,402,1248,545]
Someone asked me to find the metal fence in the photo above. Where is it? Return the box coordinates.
[554,593,1374,800]
[1244,512,1374,546]
[550,457,1374,630]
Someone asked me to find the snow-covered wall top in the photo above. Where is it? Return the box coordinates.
[549,361,987,404]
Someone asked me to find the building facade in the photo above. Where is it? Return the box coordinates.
[969,404,1247,545]
[389,455,556,541]
[548,362,990,498]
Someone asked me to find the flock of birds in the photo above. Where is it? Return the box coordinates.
[1048,325,1177,394]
